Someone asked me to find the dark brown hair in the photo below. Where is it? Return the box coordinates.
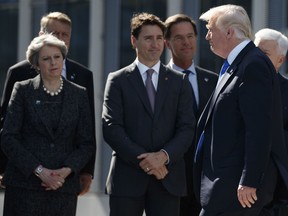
[130,12,166,39]
[164,14,197,39]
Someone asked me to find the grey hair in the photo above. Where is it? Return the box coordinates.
[200,4,253,40]
[255,28,288,56]
[26,34,67,69]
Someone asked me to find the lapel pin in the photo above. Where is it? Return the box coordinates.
[36,100,41,105]
[204,78,209,82]
[70,73,75,80]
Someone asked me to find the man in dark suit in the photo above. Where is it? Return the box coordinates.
[194,5,288,216]
[102,12,196,216]
[0,12,96,195]
[254,27,288,153]
[254,28,288,215]
[164,14,218,216]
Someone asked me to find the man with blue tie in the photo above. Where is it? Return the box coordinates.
[194,5,288,216]
[164,14,218,216]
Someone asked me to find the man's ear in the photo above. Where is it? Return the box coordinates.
[277,55,286,70]
[164,39,171,49]
[226,27,234,39]
[131,35,136,49]
[278,55,286,65]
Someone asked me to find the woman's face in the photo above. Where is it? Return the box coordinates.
[37,45,63,80]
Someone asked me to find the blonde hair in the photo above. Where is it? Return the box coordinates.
[200,4,253,40]
[40,12,72,33]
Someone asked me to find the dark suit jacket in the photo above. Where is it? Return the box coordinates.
[1,75,95,194]
[102,62,196,197]
[194,42,288,214]
[278,73,288,146]
[275,73,288,201]
[0,59,96,176]
[195,66,218,116]
[167,64,218,195]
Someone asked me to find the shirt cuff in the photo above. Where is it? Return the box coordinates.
[161,149,170,165]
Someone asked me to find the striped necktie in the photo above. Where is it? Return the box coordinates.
[146,69,156,112]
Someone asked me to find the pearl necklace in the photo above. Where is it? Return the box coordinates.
[43,78,63,96]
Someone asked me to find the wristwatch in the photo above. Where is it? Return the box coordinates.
[34,165,43,177]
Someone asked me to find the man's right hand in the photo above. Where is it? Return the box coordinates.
[149,165,169,180]
[0,174,5,189]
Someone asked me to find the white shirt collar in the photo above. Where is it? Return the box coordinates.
[168,59,196,74]
[227,40,250,65]
[61,58,67,79]
[134,58,160,76]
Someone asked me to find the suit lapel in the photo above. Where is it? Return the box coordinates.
[204,41,255,127]
[196,67,213,112]
[127,63,154,117]
[196,68,205,110]
[204,67,236,126]
[154,65,169,119]
[65,58,77,81]
[53,81,75,139]
[32,76,75,140]
[32,76,56,139]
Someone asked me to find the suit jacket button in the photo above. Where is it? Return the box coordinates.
[50,143,55,148]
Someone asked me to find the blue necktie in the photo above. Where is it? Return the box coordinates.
[146,69,156,112]
[183,70,198,116]
[219,60,230,77]
[194,131,204,162]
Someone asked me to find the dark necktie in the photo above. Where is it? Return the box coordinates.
[183,70,198,116]
[146,69,156,112]
[219,60,230,77]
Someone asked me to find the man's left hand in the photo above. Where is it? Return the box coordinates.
[79,173,93,195]
[237,184,257,208]
[0,174,5,189]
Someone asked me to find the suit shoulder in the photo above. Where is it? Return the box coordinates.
[245,47,275,71]
[64,79,87,92]
[8,60,33,73]
[278,73,288,82]
[66,58,93,74]
[196,66,218,77]
[9,60,30,69]
[6,60,38,80]
[163,65,184,77]
[13,76,37,90]
[108,63,137,78]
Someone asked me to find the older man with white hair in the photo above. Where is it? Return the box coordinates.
[255,28,288,216]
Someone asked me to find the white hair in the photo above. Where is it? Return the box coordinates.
[255,28,288,56]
